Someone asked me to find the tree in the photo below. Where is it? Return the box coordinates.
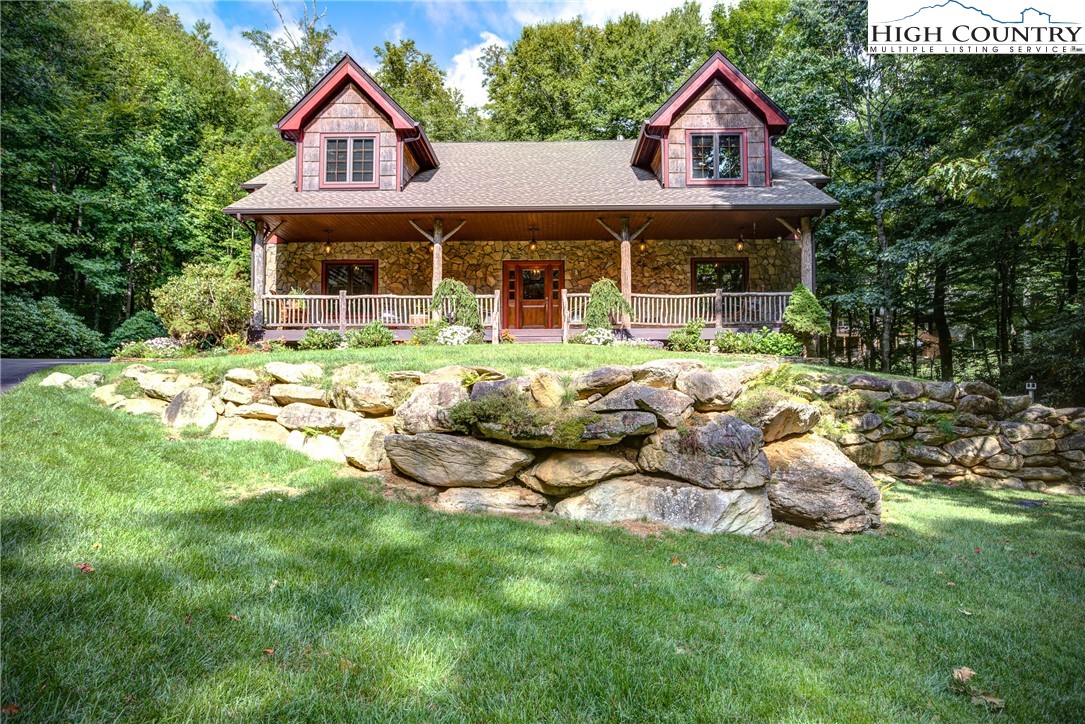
[373,39,471,141]
[242,0,338,101]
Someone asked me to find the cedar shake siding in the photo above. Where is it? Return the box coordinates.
[667,79,767,188]
[300,84,398,191]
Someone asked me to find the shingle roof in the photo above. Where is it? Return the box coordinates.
[225,140,838,216]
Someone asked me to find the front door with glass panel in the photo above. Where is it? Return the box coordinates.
[503,261,563,329]
[324,262,376,295]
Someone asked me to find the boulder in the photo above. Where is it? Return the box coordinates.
[477,411,657,450]
[115,397,168,416]
[638,414,769,490]
[332,381,395,416]
[285,431,346,463]
[841,440,902,467]
[470,377,528,400]
[1017,467,1069,482]
[224,368,259,386]
[1018,404,1055,421]
[883,461,925,479]
[227,403,281,420]
[385,433,534,487]
[631,358,705,389]
[219,380,253,406]
[1023,455,1061,467]
[276,403,359,432]
[890,379,924,401]
[554,476,773,536]
[815,383,848,400]
[753,400,821,443]
[394,382,468,434]
[959,380,1000,399]
[1044,484,1085,497]
[420,365,503,385]
[270,384,327,407]
[162,386,218,430]
[339,419,387,471]
[210,417,289,445]
[588,384,694,428]
[387,370,424,384]
[265,361,323,384]
[943,435,1002,467]
[1013,438,1056,457]
[436,485,547,515]
[730,362,781,383]
[122,363,153,379]
[574,365,633,398]
[864,425,912,442]
[957,394,1003,417]
[906,445,952,466]
[138,372,200,402]
[68,372,105,389]
[1055,434,1085,452]
[675,370,742,411]
[922,381,957,402]
[849,413,883,433]
[846,373,891,392]
[91,384,125,407]
[763,435,882,533]
[1003,395,1032,415]
[530,369,566,408]
[902,400,956,414]
[518,450,637,496]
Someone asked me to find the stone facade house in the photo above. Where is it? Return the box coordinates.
[225,51,838,341]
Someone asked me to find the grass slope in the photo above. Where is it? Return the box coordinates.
[2,373,1083,720]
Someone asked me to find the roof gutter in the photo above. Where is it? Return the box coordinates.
[223,202,841,216]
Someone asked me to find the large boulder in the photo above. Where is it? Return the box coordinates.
[751,399,821,443]
[631,358,705,389]
[91,384,125,408]
[436,485,547,515]
[846,374,891,392]
[115,397,168,416]
[554,476,773,536]
[905,444,953,466]
[470,377,529,400]
[210,417,289,445]
[224,368,259,386]
[162,386,218,430]
[339,419,387,471]
[1000,421,1054,442]
[285,430,346,463]
[889,379,924,401]
[420,365,503,385]
[943,435,1002,467]
[276,403,359,432]
[332,380,395,416]
[530,370,566,408]
[385,433,534,487]
[1013,438,1056,457]
[675,370,742,411]
[764,435,882,533]
[265,361,322,384]
[394,382,469,434]
[476,411,657,450]
[957,394,1004,417]
[68,372,106,389]
[219,380,253,406]
[517,450,637,496]
[574,365,633,398]
[139,372,200,402]
[588,384,694,428]
[39,372,75,387]
[122,363,153,379]
[227,403,281,420]
[841,440,902,466]
[923,381,957,403]
[637,414,769,490]
[959,380,1000,398]
[270,383,327,406]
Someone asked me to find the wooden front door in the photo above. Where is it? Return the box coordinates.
[503,261,563,329]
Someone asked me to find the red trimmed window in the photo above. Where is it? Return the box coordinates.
[688,131,746,185]
[322,135,377,187]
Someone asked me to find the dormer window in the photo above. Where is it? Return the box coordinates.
[687,130,746,185]
[321,134,377,188]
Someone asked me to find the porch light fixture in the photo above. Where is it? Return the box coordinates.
[528,226,538,252]
[323,229,332,255]
[638,239,646,253]
[736,234,745,253]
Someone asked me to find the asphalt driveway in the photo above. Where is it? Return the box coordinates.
[0,358,108,392]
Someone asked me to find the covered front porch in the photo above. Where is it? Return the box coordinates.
[246,209,816,342]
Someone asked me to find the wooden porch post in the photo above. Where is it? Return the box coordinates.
[715,289,724,329]
[491,288,501,344]
[338,290,347,334]
[800,216,815,294]
[251,226,266,327]
[560,288,569,343]
[430,217,444,295]
[619,216,632,304]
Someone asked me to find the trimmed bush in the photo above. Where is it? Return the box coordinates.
[584,278,633,329]
[296,328,344,350]
[346,321,395,348]
[106,311,168,352]
[152,263,253,345]
[667,319,710,353]
[0,295,105,358]
[431,279,482,330]
[782,284,829,355]
[714,327,803,356]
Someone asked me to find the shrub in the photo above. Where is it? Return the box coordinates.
[731,387,790,425]
[113,336,191,359]
[106,311,167,352]
[0,295,105,358]
[346,321,395,348]
[297,328,344,350]
[583,278,633,329]
[151,263,253,346]
[714,327,803,356]
[449,386,599,447]
[782,283,830,355]
[431,279,482,330]
[667,320,709,353]
[436,324,476,346]
[499,329,516,344]
[571,328,615,346]
[411,319,448,345]
[255,337,288,353]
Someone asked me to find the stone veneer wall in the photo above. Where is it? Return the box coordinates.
[271,238,800,295]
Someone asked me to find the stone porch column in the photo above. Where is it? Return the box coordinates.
[251,226,266,327]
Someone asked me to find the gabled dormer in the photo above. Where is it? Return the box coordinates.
[276,54,438,192]
[631,51,791,188]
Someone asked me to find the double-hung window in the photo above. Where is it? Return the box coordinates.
[322,135,377,187]
[687,130,745,184]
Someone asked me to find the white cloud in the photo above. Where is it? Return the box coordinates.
[447,31,507,108]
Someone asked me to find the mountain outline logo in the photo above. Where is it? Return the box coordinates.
[885,0,1073,25]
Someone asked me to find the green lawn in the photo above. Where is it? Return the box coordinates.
[2,363,1083,720]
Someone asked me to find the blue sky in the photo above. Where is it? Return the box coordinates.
[165,1,716,107]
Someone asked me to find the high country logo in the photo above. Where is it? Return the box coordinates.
[867,0,1084,53]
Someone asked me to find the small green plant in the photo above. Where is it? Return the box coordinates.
[714,327,803,356]
[114,378,144,398]
[748,364,805,394]
[781,283,830,356]
[667,320,709,352]
[460,369,504,388]
[411,319,448,345]
[583,278,633,329]
[935,417,955,436]
[297,328,344,351]
[731,387,790,425]
[220,332,246,351]
[431,279,482,330]
[346,321,395,348]
[829,389,873,414]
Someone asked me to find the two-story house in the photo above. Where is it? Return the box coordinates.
[225,51,838,342]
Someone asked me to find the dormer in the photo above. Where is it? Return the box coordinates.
[631,51,791,188]
[276,55,438,192]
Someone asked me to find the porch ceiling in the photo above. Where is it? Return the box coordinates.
[256,209,813,244]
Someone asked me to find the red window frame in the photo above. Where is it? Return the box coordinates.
[318,133,379,189]
[685,129,747,186]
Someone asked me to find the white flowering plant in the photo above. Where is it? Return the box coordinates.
[436,324,475,346]
[572,327,615,346]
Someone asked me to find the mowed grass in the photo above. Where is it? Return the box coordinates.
[2,373,1083,720]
